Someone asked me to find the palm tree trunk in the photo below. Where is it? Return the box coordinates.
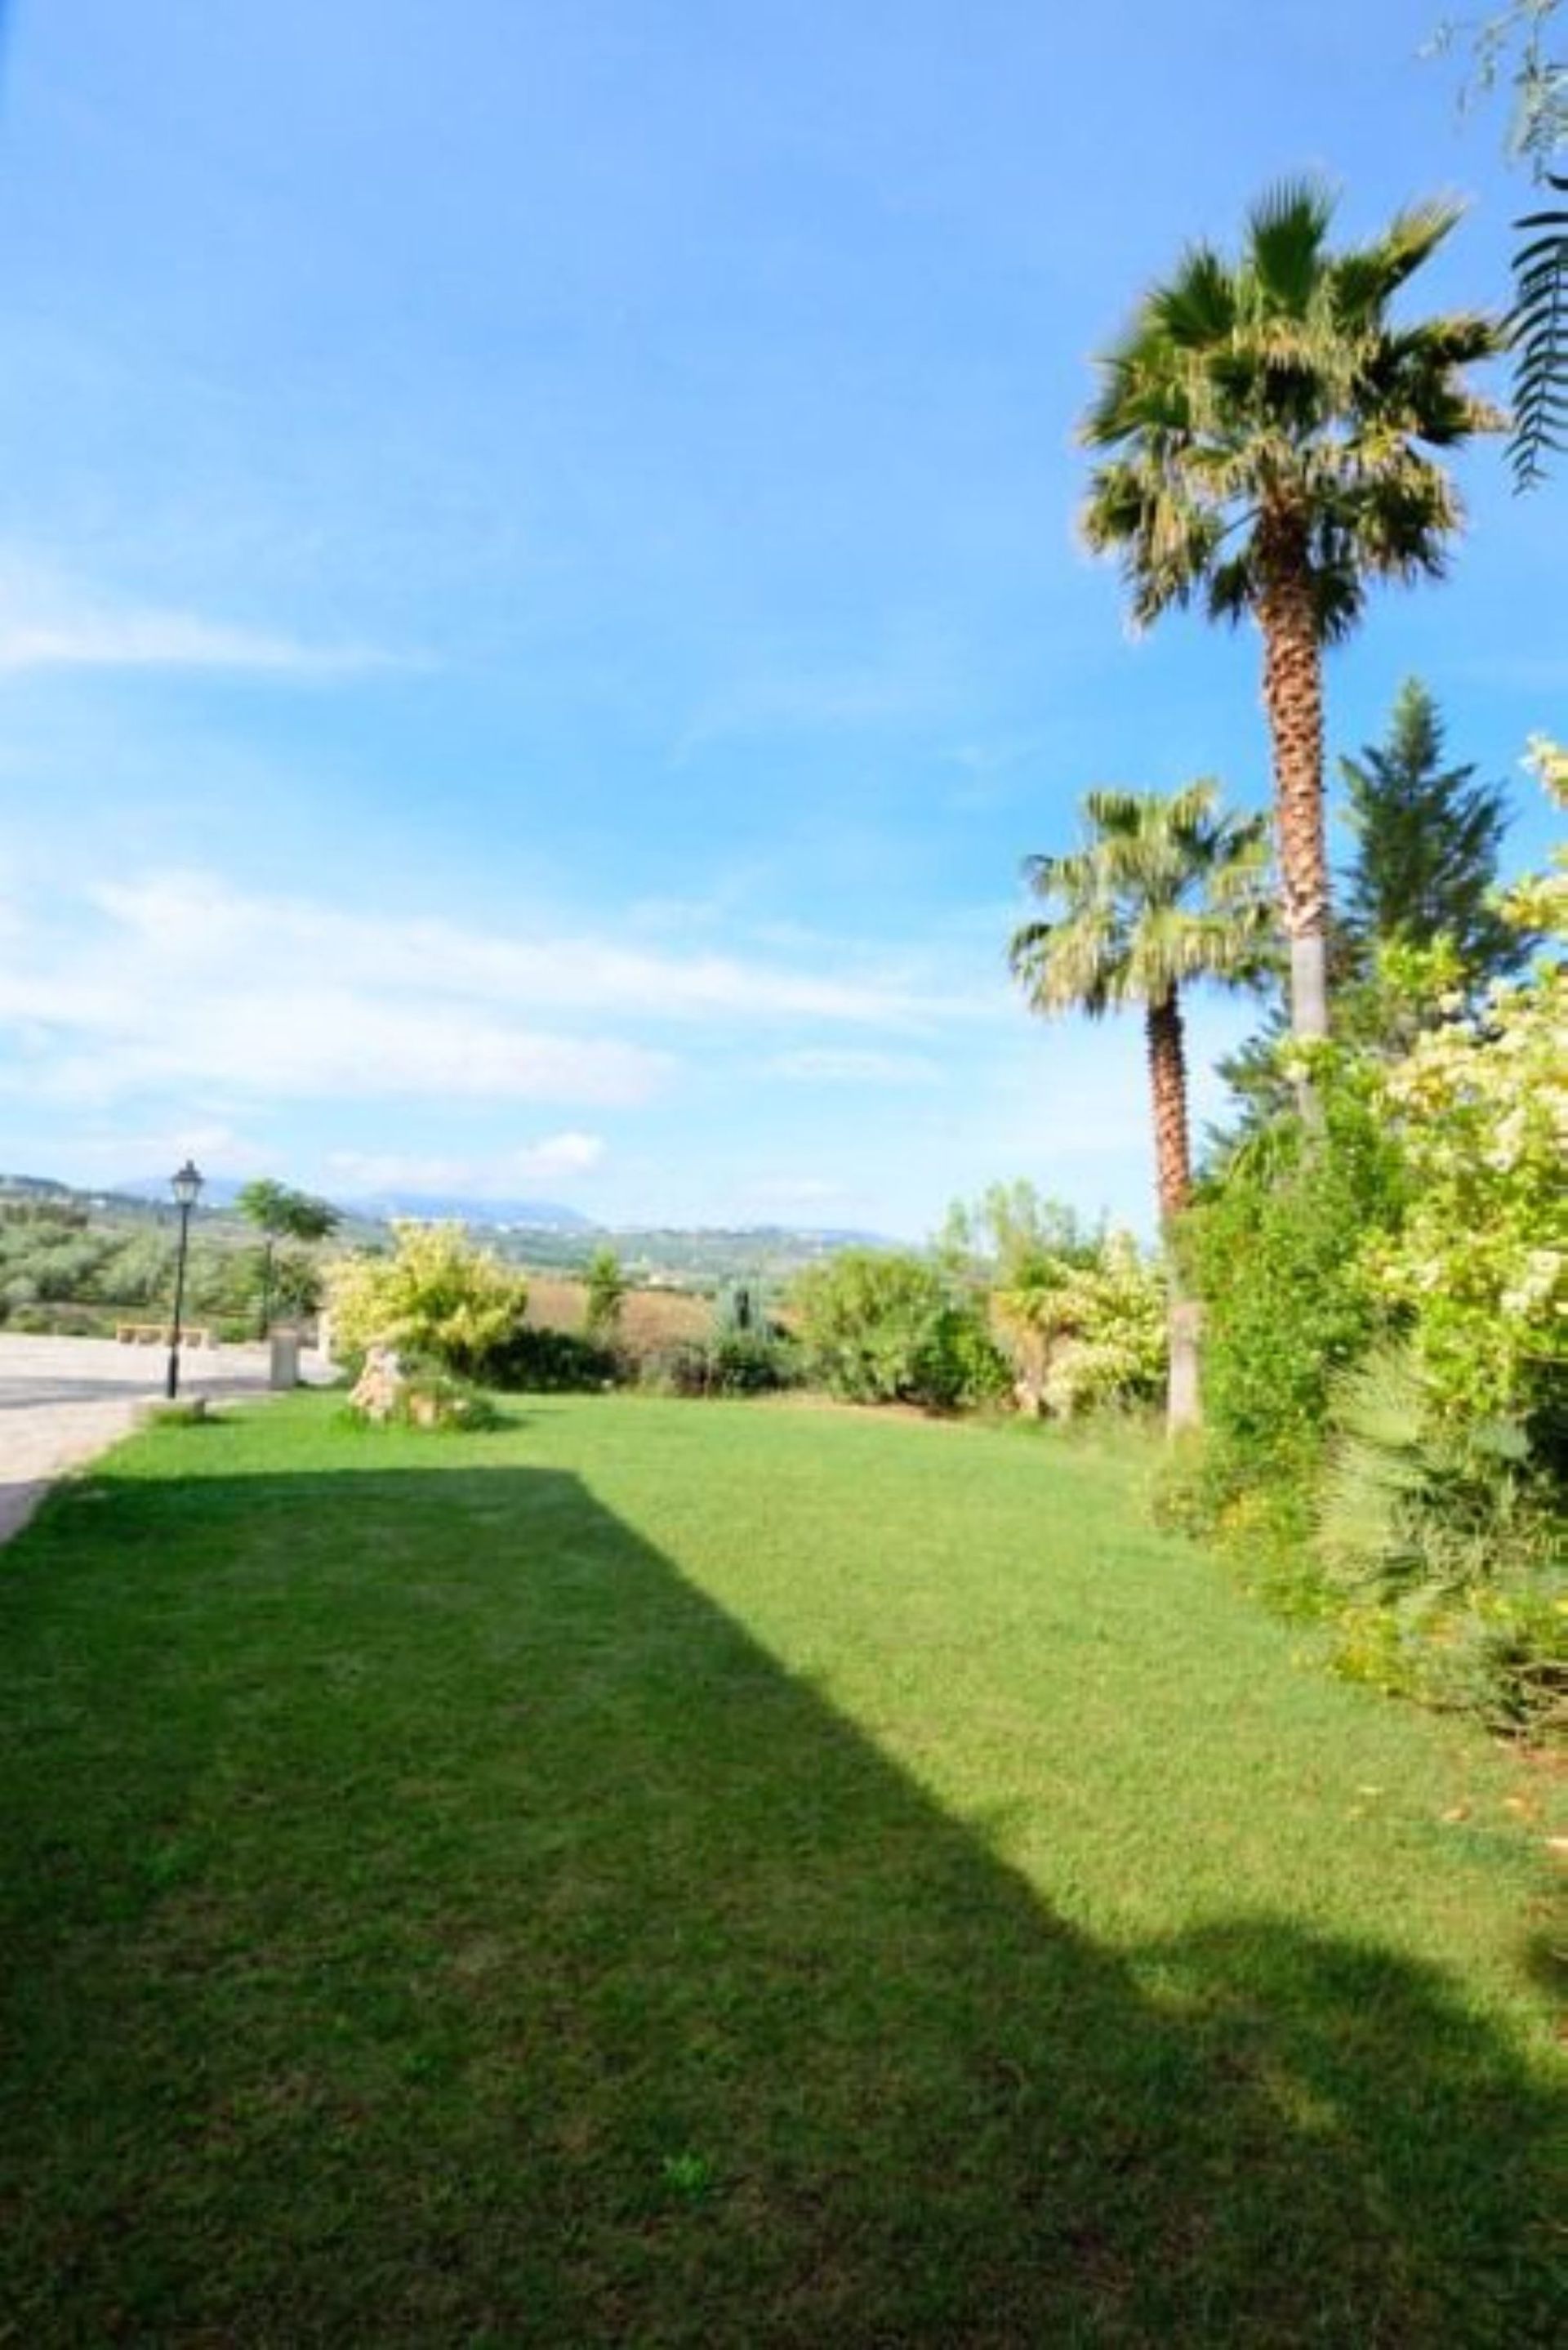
[1258,515,1331,1042]
[1145,993,1192,1224]
[1146,993,1200,1433]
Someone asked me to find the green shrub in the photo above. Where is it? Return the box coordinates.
[793,1249,1009,1411]
[639,1333,800,1398]
[1177,1071,1408,1541]
[638,1341,712,1398]
[1175,758,1566,1732]
[1317,1344,1555,1598]
[479,1324,620,1393]
[706,1331,800,1394]
[1365,927,1566,1447]
[1331,1579,1566,1741]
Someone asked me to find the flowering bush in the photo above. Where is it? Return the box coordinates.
[325,1223,530,1374]
[1367,742,1566,1433]
[1370,980,1566,1425]
[1164,742,1564,1732]
[995,1230,1166,1419]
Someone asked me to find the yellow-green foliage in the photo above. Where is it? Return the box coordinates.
[1191,745,1566,1731]
[1365,744,1566,1430]
[996,1232,1165,1419]
[326,1222,529,1372]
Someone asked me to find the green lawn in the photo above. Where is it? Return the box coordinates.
[1,1394,1561,2346]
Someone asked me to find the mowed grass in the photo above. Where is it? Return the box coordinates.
[1,1394,1561,2347]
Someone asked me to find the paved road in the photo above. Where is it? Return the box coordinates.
[0,1335,320,1544]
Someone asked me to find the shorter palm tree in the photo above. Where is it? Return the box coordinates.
[1009,782,1272,1427]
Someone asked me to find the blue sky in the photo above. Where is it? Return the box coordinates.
[0,0,1559,1236]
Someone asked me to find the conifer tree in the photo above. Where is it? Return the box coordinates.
[1209,682,1534,1154]
[1339,679,1529,990]
[584,1244,626,1342]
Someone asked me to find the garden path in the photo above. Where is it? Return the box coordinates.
[0,1334,323,1543]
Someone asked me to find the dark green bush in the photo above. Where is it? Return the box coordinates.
[1176,1077,1408,1554]
[1332,1576,1566,1741]
[639,1333,800,1398]
[792,1248,1010,1411]
[638,1341,710,1398]
[479,1325,620,1393]
[706,1331,800,1394]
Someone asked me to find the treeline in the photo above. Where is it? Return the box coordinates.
[0,1205,325,1338]
[322,1195,1168,1419]
[1000,155,1564,1743]
[1165,734,1564,1738]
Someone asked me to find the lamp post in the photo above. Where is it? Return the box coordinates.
[165,1159,204,1400]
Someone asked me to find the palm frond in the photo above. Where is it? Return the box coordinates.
[1508,173,1568,489]
[1204,550,1258,627]
[1245,179,1335,314]
[1338,461,1463,584]
[1150,244,1237,346]
[1080,460,1225,625]
[1013,783,1276,1026]
[1078,183,1498,635]
[1009,899,1120,1019]
[1352,195,1466,301]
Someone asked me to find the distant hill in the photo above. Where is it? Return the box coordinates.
[113,1174,250,1211]
[105,1177,594,1232]
[2,1175,892,1289]
[4,1173,172,1220]
[346,1193,597,1232]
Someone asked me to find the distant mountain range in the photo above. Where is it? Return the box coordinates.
[4,1174,889,1256]
[101,1175,592,1230]
[343,1192,597,1232]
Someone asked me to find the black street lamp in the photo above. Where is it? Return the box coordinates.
[165,1159,204,1400]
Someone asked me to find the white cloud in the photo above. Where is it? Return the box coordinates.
[0,867,998,1125]
[325,1135,606,1196]
[0,562,393,677]
[768,1048,943,1086]
[16,993,663,1112]
[51,1122,270,1184]
[80,871,979,1029]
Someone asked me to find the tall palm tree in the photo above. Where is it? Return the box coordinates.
[1080,182,1503,1041]
[1009,783,1271,1428]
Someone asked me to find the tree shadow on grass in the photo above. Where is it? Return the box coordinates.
[0,1463,1560,2347]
